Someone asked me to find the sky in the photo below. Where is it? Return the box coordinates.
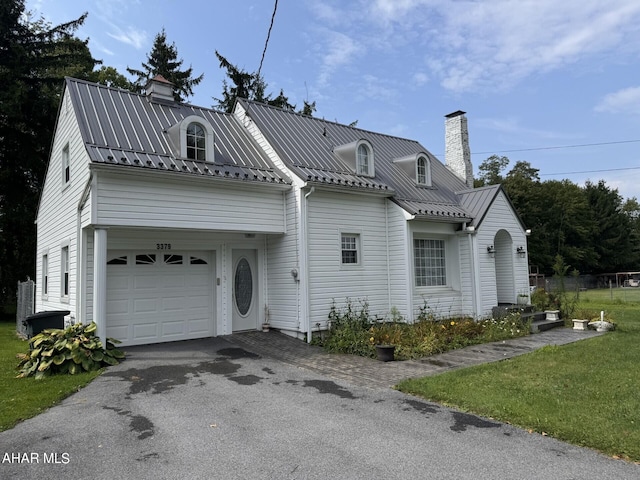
[26,0,640,201]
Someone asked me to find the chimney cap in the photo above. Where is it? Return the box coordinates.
[444,110,466,118]
[148,74,174,86]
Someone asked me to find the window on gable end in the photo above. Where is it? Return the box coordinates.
[62,143,70,185]
[417,156,431,186]
[42,254,48,297]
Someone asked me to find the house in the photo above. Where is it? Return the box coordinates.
[35,76,530,346]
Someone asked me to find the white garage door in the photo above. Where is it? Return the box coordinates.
[106,251,214,346]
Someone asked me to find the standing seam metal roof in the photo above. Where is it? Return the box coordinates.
[66,78,291,185]
[239,99,473,221]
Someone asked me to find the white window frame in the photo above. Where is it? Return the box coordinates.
[413,237,447,287]
[42,253,49,298]
[356,140,374,177]
[340,233,361,266]
[186,122,206,160]
[61,245,70,300]
[62,143,70,187]
[173,115,215,162]
[416,156,431,186]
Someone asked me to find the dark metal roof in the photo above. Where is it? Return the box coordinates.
[239,99,472,220]
[458,184,527,230]
[65,78,291,185]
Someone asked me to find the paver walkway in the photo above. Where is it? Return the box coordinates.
[227,327,603,389]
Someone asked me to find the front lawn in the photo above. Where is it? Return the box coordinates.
[0,319,101,432]
[397,291,640,462]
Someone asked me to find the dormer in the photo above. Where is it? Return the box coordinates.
[393,152,432,187]
[166,115,215,162]
[333,139,375,177]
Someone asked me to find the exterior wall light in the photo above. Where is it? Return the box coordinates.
[517,246,526,257]
[487,245,495,257]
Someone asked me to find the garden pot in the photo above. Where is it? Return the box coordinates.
[262,323,270,332]
[375,345,395,362]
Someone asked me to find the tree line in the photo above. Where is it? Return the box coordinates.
[476,156,640,275]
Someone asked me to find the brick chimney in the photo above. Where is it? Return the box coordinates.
[145,75,174,103]
[444,110,473,188]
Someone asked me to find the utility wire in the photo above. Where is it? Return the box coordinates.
[470,139,640,156]
[257,0,278,80]
[540,166,640,177]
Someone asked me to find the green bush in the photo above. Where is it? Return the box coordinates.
[16,322,125,379]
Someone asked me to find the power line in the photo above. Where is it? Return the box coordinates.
[540,166,640,177]
[471,139,640,156]
[257,0,278,80]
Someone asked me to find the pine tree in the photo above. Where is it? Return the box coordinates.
[127,29,203,102]
[0,0,100,302]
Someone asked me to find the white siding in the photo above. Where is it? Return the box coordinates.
[306,191,392,328]
[476,192,529,316]
[266,189,301,331]
[458,233,474,316]
[35,90,91,319]
[386,201,411,319]
[95,171,287,233]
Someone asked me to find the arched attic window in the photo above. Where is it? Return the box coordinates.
[186,122,206,160]
[417,155,431,186]
[392,152,432,187]
[334,139,375,177]
[166,115,215,162]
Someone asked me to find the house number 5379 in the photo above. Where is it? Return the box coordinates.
[156,243,172,250]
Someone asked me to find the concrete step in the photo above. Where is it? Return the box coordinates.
[530,318,565,333]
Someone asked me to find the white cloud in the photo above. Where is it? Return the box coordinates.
[595,86,640,114]
[313,0,640,94]
[317,30,362,87]
[412,72,429,87]
[106,27,147,49]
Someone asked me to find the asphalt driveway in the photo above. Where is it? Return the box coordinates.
[1,336,637,479]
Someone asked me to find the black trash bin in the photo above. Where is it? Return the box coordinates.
[24,310,70,337]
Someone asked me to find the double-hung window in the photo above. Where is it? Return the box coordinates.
[62,144,70,186]
[186,122,206,160]
[61,246,69,298]
[341,234,359,265]
[414,238,446,287]
[42,254,48,297]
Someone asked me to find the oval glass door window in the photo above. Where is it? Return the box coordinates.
[234,258,253,316]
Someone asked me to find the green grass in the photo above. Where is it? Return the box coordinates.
[0,319,101,432]
[397,289,640,462]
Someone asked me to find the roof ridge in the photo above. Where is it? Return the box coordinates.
[241,98,424,144]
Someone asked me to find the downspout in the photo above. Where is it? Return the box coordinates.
[466,226,482,318]
[76,174,93,325]
[303,186,315,343]
[385,200,391,313]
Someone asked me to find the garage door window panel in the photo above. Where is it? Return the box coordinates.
[136,254,156,265]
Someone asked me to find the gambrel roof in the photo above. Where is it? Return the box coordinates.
[237,99,473,222]
[65,78,291,185]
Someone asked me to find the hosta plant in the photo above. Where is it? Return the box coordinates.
[16,322,125,379]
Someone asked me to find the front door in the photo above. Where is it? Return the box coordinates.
[232,249,258,331]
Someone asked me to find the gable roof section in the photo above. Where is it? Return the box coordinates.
[65,78,290,185]
[457,184,527,230]
[238,99,472,222]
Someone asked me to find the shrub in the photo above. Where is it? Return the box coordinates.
[316,300,530,360]
[16,322,125,379]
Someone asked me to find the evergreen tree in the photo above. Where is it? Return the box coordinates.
[127,29,203,102]
[0,0,99,302]
[214,50,316,116]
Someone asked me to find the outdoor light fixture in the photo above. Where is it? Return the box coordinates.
[517,246,526,257]
[487,245,495,257]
